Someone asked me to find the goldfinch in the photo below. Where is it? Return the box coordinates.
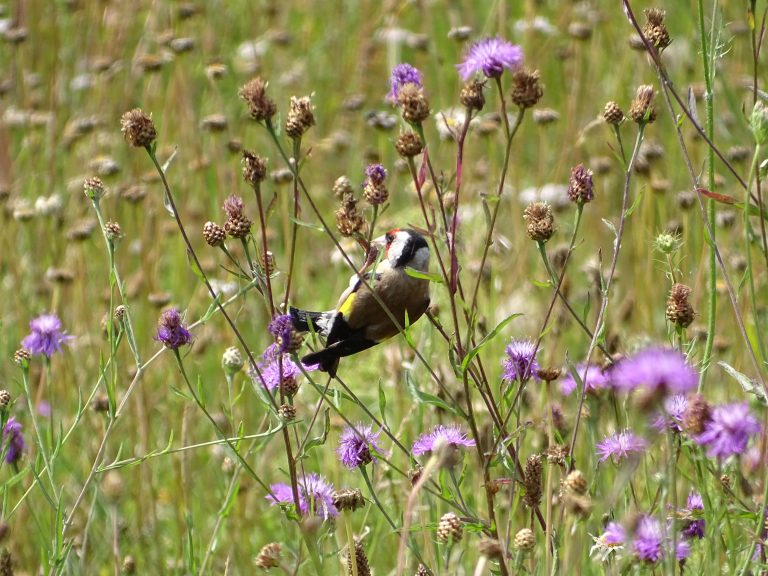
[290,228,430,375]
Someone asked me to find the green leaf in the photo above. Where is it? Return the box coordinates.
[406,372,460,415]
[300,408,331,456]
[625,190,643,217]
[378,380,388,426]
[531,279,551,288]
[719,361,767,404]
[461,313,522,373]
[405,267,444,283]
[288,216,324,232]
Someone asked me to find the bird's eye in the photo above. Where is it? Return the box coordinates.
[385,232,395,244]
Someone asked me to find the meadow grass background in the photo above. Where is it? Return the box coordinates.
[0,0,766,574]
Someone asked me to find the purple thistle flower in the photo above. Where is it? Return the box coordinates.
[632,516,664,563]
[388,63,423,100]
[3,418,24,464]
[559,363,611,395]
[365,163,387,185]
[694,402,761,460]
[337,423,384,469]
[457,37,523,80]
[603,522,626,546]
[412,424,475,456]
[155,308,192,350]
[502,339,540,382]
[675,540,691,561]
[251,344,301,392]
[21,313,73,357]
[651,394,688,432]
[266,473,337,519]
[596,430,648,463]
[268,314,294,354]
[611,347,698,396]
[681,490,705,540]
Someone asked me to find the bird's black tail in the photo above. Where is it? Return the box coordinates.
[301,337,378,377]
[289,306,334,336]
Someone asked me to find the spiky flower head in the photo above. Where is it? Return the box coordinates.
[683,394,711,435]
[223,194,252,239]
[285,95,315,139]
[221,346,244,375]
[332,488,366,512]
[457,37,523,80]
[269,314,301,354]
[653,232,681,255]
[651,394,688,432]
[567,164,594,204]
[242,150,268,187]
[2,417,24,464]
[596,430,648,463]
[83,176,106,200]
[395,131,424,158]
[388,63,423,101]
[436,512,463,543]
[459,79,486,111]
[253,344,300,393]
[203,221,226,247]
[694,402,761,460]
[643,8,671,50]
[13,348,30,366]
[155,308,192,350]
[502,338,540,382]
[255,542,281,569]
[363,164,389,206]
[335,193,367,237]
[610,347,697,396]
[239,77,277,122]
[629,85,657,124]
[266,473,338,519]
[396,83,430,124]
[632,516,664,562]
[564,469,588,495]
[104,220,123,241]
[681,491,705,540]
[336,423,384,469]
[510,68,543,109]
[559,363,611,396]
[523,201,555,242]
[21,313,73,357]
[120,108,156,147]
[513,528,535,551]
[0,391,11,409]
[666,283,695,328]
[412,424,475,456]
[603,101,625,125]
[590,521,626,561]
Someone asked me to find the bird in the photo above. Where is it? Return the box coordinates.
[289,228,431,375]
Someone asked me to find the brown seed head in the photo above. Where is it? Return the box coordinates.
[567,164,595,203]
[564,469,588,495]
[563,492,593,517]
[285,95,315,139]
[242,150,268,187]
[666,283,695,328]
[91,394,110,413]
[203,221,226,247]
[395,131,424,158]
[120,108,157,147]
[603,101,625,125]
[363,181,388,206]
[643,8,671,50]
[683,394,711,435]
[239,77,277,122]
[510,69,543,109]
[523,201,555,242]
[629,85,657,124]
[13,348,31,366]
[460,79,486,111]
[104,220,123,241]
[415,565,429,576]
[345,540,371,576]
[523,454,543,508]
[537,367,561,382]
[223,195,252,238]
[278,403,296,421]
[514,528,535,551]
[335,194,367,237]
[545,444,569,466]
[83,176,106,200]
[478,538,503,559]
[0,390,11,409]
[436,512,463,543]
[333,176,354,198]
[255,542,282,569]
[333,488,366,512]
[114,305,127,321]
[397,83,430,123]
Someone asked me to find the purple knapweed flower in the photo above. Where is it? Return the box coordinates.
[633,516,664,563]
[611,347,698,396]
[388,63,423,100]
[267,473,337,519]
[457,37,523,80]
[590,521,626,561]
[21,313,73,357]
[596,430,648,463]
[365,163,387,185]
[651,394,688,432]
[681,491,705,539]
[337,423,384,469]
[155,308,192,350]
[694,402,761,460]
[412,424,475,456]
[268,314,294,354]
[502,339,539,382]
[3,418,24,465]
[559,363,611,395]
[675,540,691,560]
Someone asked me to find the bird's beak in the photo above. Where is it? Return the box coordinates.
[371,235,387,247]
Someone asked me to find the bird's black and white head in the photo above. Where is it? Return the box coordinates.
[380,228,430,271]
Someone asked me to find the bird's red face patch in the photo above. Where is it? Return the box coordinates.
[384,228,400,257]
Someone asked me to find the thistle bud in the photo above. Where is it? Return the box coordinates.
[395,131,423,158]
[285,95,315,139]
[666,283,695,328]
[602,101,625,125]
[643,8,671,51]
[436,512,463,543]
[83,176,106,200]
[523,201,555,242]
[120,108,157,148]
[203,221,226,247]
[221,346,244,375]
[254,542,281,569]
[397,83,430,124]
[459,79,485,111]
[522,454,542,508]
[629,85,656,125]
[239,77,277,122]
[567,164,594,204]
[510,68,543,109]
[242,150,268,187]
[513,528,535,551]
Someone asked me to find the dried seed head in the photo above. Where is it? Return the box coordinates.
[255,542,282,569]
[602,101,625,125]
[239,77,277,122]
[13,348,31,366]
[345,540,371,576]
[567,164,594,204]
[258,250,276,276]
[629,85,657,124]
[333,176,354,198]
[564,470,588,495]
[414,565,429,576]
[395,131,424,158]
[333,488,365,512]
[563,492,592,517]
[114,305,127,321]
[532,108,560,125]
[91,394,110,413]
[104,220,123,241]
[478,538,503,560]
[514,528,535,551]
[83,176,106,200]
[683,394,711,435]
[510,68,543,109]
[280,373,299,397]
[0,390,11,409]
[242,150,268,187]
[397,83,430,123]
[523,454,543,508]
[537,367,561,382]
[643,8,671,50]
[523,201,555,242]
[285,95,315,139]
[203,221,226,247]
[363,164,389,206]
[120,108,157,147]
[459,79,486,111]
[278,403,296,421]
[436,512,463,543]
[221,346,244,375]
[545,444,569,466]
[223,195,252,238]
[335,194,367,237]
[666,283,695,328]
